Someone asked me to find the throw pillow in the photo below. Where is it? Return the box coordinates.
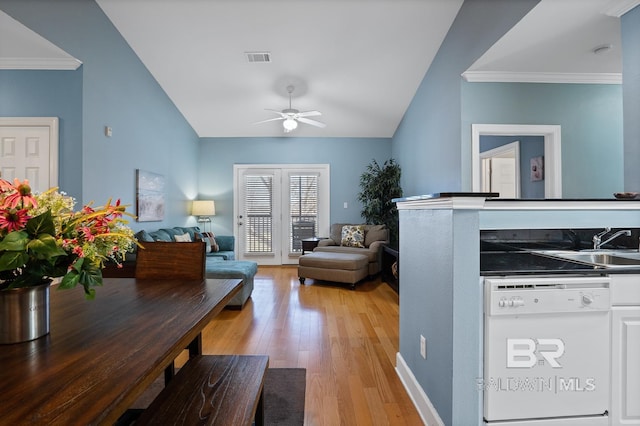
[174,233,192,242]
[202,231,219,252]
[194,232,211,252]
[341,225,365,248]
[364,225,387,247]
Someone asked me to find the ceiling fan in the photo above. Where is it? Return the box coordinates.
[253,85,326,133]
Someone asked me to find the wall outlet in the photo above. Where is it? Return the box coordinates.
[420,335,426,359]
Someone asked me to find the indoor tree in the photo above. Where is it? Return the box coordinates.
[357,158,403,245]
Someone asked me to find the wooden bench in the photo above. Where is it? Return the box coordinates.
[134,241,208,384]
[135,355,269,426]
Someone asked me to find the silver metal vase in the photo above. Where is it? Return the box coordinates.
[0,281,50,344]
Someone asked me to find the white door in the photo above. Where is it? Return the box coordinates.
[0,117,59,191]
[490,157,517,198]
[234,164,330,265]
[480,141,520,198]
[236,167,283,265]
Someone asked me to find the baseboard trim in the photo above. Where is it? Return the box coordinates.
[395,352,444,426]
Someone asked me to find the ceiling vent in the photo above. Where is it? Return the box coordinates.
[246,52,271,63]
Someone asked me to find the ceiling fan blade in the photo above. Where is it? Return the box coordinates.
[297,117,327,128]
[297,110,322,118]
[252,117,285,125]
[264,108,285,117]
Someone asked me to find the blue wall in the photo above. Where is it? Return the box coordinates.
[622,6,640,191]
[392,0,541,198]
[462,82,623,198]
[0,0,200,230]
[391,1,541,424]
[480,135,545,199]
[0,69,83,199]
[198,137,392,235]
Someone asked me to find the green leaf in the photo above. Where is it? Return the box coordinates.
[26,211,56,236]
[26,234,66,260]
[84,288,96,300]
[60,257,103,298]
[80,268,103,288]
[70,256,84,272]
[59,270,80,290]
[0,251,29,271]
[0,231,28,251]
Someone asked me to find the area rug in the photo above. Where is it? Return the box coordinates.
[263,368,306,426]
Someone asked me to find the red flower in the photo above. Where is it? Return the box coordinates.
[62,238,78,248]
[0,208,30,232]
[2,179,37,209]
[80,226,95,242]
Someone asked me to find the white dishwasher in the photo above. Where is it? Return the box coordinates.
[483,275,611,425]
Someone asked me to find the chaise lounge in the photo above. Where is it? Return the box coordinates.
[298,223,389,289]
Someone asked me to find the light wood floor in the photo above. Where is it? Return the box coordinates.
[189,266,422,425]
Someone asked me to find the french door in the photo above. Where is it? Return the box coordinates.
[234,164,330,265]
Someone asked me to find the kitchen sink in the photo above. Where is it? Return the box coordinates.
[533,250,640,268]
[581,249,640,259]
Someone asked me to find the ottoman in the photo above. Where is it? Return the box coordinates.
[298,252,369,290]
[205,259,258,309]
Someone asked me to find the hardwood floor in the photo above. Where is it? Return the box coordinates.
[188,266,422,425]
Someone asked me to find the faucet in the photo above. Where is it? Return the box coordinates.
[592,227,631,249]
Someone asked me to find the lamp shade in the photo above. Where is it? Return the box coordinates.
[191,200,216,216]
[283,118,298,131]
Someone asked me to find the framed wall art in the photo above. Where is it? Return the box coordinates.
[136,169,165,222]
[530,156,544,182]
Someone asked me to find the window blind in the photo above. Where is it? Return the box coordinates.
[244,175,273,253]
[289,174,318,252]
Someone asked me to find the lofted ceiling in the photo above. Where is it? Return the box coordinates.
[93,0,464,138]
[1,0,637,138]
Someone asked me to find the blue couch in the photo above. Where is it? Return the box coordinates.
[133,226,257,308]
[135,227,236,260]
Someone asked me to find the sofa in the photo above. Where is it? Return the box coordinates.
[128,226,257,309]
[312,223,389,275]
[135,227,236,260]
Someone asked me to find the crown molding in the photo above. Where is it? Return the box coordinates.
[0,57,82,70]
[604,0,640,17]
[461,71,622,85]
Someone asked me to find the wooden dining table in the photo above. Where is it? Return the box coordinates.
[0,277,242,425]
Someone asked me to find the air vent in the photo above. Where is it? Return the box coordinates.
[246,52,271,63]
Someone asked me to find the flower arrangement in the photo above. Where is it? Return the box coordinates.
[0,178,137,299]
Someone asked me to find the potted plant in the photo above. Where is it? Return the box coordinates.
[357,159,403,246]
[0,178,136,343]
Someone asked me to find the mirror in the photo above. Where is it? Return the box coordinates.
[465,1,625,199]
[471,124,562,198]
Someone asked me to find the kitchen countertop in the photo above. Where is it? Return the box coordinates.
[480,243,640,276]
[480,251,602,275]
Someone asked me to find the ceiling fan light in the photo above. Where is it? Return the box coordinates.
[283,118,298,132]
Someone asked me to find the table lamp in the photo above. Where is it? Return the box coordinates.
[192,200,215,231]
